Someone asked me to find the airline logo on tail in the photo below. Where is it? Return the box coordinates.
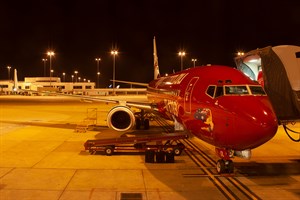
[153,37,160,79]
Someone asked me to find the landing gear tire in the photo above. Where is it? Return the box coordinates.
[226,160,234,173]
[135,118,150,130]
[136,118,141,130]
[217,159,226,174]
[144,119,150,130]
[216,159,234,174]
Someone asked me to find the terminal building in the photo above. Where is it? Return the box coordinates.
[0,77,96,95]
[0,76,146,96]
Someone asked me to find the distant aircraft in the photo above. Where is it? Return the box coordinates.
[83,37,278,173]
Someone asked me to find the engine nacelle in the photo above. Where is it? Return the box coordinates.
[107,106,136,131]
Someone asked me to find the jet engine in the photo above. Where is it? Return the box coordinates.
[107,106,136,132]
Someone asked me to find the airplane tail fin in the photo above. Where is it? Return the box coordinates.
[13,69,18,92]
[153,36,160,79]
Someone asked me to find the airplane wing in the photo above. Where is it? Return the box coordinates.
[77,94,163,132]
[111,80,148,87]
[79,95,157,111]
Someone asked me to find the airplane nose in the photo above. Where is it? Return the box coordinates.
[233,98,278,150]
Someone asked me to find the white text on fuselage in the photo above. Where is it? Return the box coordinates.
[155,73,189,88]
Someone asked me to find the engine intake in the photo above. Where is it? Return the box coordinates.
[107,106,136,131]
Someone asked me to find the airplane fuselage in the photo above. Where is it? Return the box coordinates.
[147,65,278,151]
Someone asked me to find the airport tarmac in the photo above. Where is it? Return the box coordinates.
[0,95,299,200]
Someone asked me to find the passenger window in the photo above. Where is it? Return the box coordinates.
[206,86,216,98]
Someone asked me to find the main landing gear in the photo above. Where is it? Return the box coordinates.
[215,148,234,174]
[135,118,150,130]
[135,110,151,130]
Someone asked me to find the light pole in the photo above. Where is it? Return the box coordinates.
[7,66,11,80]
[191,58,197,67]
[50,70,54,80]
[47,51,55,85]
[74,71,78,83]
[178,51,186,71]
[97,72,100,88]
[71,75,74,83]
[42,58,47,77]
[111,50,118,94]
[95,58,101,88]
[62,72,66,82]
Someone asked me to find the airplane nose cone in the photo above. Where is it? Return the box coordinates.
[233,97,278,150]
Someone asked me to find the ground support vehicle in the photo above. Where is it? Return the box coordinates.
[84,133,188,163]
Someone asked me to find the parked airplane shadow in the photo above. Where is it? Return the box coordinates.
[0,120,75,129]
[0,120,115,131]
[235,160,300,176]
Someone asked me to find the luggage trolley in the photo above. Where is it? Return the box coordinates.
[84,133,188,163]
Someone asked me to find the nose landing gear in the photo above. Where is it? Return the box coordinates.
[216,159,234,174]
[215,148,234,174]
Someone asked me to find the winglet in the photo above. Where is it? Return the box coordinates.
[153,36,160,79]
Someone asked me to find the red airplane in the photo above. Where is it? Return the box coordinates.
[85,37,278,173]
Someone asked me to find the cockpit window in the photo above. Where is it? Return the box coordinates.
[205,84,266,98]
[225,86,249,95]
[249,86,266,95]
[205,85,224,98]
[206,85,216,98]
[215,86,224,97]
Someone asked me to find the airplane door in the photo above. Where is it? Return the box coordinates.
[184,77,199,113]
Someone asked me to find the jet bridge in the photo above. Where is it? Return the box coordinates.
[234,45,300,123]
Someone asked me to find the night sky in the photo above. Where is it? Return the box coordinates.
[1,0,300,87]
